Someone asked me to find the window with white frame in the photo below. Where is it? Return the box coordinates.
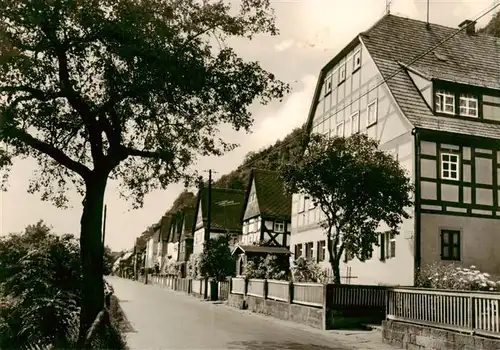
[274,221,285,232]
[339,64,346,83]
[353,50,361,71]
[305,242,314,260]
[379,232,396,260]
[308,196,316,209]
[435,90,455,114]
[441,153,459,180]
[324,75,332,95]
[459,94,478,117]
[298,194,305,213]
[336,122,344,137]
[351,112,359,134]
[367,100,377,126]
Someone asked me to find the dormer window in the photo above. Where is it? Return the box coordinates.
[338,64,346,84]
[459,94,478,117]
[435,90,455,114]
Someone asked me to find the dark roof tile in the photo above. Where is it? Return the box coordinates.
[362,14,500,139]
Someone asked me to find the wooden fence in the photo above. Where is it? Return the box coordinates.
[233,278,388,311]
[293,282,324,307]
[267,280,290,302]
[387,287,500,338]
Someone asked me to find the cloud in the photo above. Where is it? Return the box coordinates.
[274,38,296,52]
[247,74,317,149]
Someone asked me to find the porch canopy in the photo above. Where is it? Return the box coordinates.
[232,244,292,276]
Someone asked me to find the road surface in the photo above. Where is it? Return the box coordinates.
[108,277,400,350]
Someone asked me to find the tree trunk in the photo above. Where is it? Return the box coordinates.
[78,174,107,346]
[326,236,342,284]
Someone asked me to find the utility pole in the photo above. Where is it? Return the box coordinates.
[203,169,218,241]
[102,204,107,276]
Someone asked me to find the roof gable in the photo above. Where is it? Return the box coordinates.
[361,14,500,139]
[243,177,260,220]
[194,186,246,232]
[243,169,292,221]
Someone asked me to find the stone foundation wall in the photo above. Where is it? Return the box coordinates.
[227,293,324,329]
[383,320,500,350]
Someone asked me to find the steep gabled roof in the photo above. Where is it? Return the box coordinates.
[306,14,500,142]
[243,169,292,221]
[159,214,173,243]
[361,14,500,139]
[180,207,196,241]
[194,186,246,232]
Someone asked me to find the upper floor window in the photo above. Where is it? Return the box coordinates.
[435,90,455,114]
[324,75,332,96]
[353,50,361,71]
[336,122,344,137]
[351,112,359,134]
[298,194,306,213]
[441,229,460,261]
[441,153,459,180]
[338,64,346,84]
[367,100,378,126]
[459,94,478,117]
[274,221,285,232]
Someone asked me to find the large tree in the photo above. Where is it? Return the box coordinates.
[0,0,288,341]
[279,133,413,284]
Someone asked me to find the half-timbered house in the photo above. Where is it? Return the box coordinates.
[177,207,196,277]
[290,14,500,286]
[192,187,245,256]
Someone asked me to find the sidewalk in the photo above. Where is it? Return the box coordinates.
[109,277,400,350]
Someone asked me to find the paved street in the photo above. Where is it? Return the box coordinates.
[108,277,400,350]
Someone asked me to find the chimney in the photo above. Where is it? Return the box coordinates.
[458,19,476,35]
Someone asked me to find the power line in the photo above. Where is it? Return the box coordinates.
[239,2,500,171]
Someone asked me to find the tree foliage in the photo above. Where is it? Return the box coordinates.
[0,221,81,349]
[279,133,413,284]
[243,254,289,280]
[198,235,235,281]
[291,257,327,283]
[0,0,288,337]
[479,10,500,37]
[214,125,305,190]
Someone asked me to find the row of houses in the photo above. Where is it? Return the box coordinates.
[126,13,500,287]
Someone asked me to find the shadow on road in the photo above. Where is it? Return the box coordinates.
[227,340,346,349]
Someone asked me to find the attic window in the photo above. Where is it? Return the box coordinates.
[353,50,361,71]
[338,64,346,84]
[433,51,448,62]
[324,75,332,95]
[435,90,455,114]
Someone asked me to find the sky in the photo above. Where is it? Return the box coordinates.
[0,0,497,252]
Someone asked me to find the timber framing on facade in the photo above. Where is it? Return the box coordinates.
[291,13,500,286]
[239,169,292,248]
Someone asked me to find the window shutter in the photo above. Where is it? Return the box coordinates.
[379,234,385,261]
